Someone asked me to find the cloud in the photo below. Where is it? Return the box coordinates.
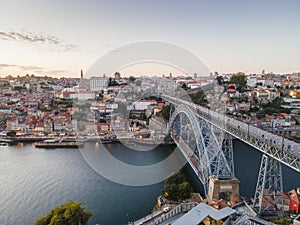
[0,31,79,51]
[46,70,68,74]
[0,63,69,75]
[0,63,43,71]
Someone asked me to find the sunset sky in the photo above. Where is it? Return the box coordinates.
[0,0,299,77]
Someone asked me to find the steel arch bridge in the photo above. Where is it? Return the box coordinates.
[169,105,235,195]
[164,94,300,216]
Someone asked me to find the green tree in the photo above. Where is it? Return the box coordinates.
[6,130,16,137]
[34,201,93,225]
[216,76,224,85]
[161,104,171,121]
[181,83,188,90]
[135,80,142,86]
[162,171,193,202]
[189,90,206,104]
[97,93,104,101]
[108,77,118,86]
[178,181,193,200]
[129,76,136,82]
[272,218,293,225]
[13,86,23,92]
[229,73,247,92]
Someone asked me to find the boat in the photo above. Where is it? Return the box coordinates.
[35,142,84,148]
[0,142,8,147]
[34,138,85,148]
[100,139,112,144]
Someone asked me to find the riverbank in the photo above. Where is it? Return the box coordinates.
[0,135,175,146]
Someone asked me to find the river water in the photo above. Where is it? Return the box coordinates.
[0,140,299,225]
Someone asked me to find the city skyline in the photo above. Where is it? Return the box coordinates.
[0,0,299,77]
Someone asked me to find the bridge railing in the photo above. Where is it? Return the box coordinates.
[163,95,300,173]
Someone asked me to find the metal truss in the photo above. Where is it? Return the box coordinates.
[163,95,300,173]
[169,105,234,195]
[253,155,284,216]
[162,95,295,216]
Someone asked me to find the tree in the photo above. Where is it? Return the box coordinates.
[229,73,247,92]
[97,93,104,101]
[189,90,206,104]
[162,171,193,202]
[161,104,171,121]
[181,83,188,90]
[272,218,293,225]
[135,80,142,86]
[129,76,136,82]
[34,200,93,225]
[216,76,224,85]
[13,86,23,92]
[178,182,193,200]
[6,130,16,137]
[108,77,118,87]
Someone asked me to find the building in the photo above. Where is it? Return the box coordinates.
[133,100,157,111]
[63,91,96,100]
[172,202,236,225]
[289,189,300,214]
[70,91,95,100]
[289,90,300,98]
[89,76,109,91]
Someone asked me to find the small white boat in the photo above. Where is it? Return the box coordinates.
[43,138,61,143]
[0,142,8,147]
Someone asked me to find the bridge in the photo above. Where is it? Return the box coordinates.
[162,94,300,216]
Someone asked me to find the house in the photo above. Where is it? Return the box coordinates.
[289,90,300,98]
[289,189,300,214]
[187,81,202,89]
[110,118,128,131]
[107,85,121,93]
[133,100,157,111]
[97,123,110,134]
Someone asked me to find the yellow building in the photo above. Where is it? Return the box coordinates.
[289,90,300,98]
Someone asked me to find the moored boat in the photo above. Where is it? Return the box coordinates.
[0,142,8,147]
[34,140,85,148]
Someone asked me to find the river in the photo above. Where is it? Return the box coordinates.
[0,140,299,225]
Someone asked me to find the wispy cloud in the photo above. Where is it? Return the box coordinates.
[0,30,79,51]
[0,63,68,75]
[0,63,43,71]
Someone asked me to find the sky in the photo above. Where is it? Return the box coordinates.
[0,0,299,78]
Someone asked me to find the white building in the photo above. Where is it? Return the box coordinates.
[133,100,157,111]
[89,77,109,91]
[70,91,95,100]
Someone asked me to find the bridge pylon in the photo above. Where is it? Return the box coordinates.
[253,154,284,216]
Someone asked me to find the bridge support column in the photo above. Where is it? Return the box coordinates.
[253,154,284,216]
[207,176,240,206]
